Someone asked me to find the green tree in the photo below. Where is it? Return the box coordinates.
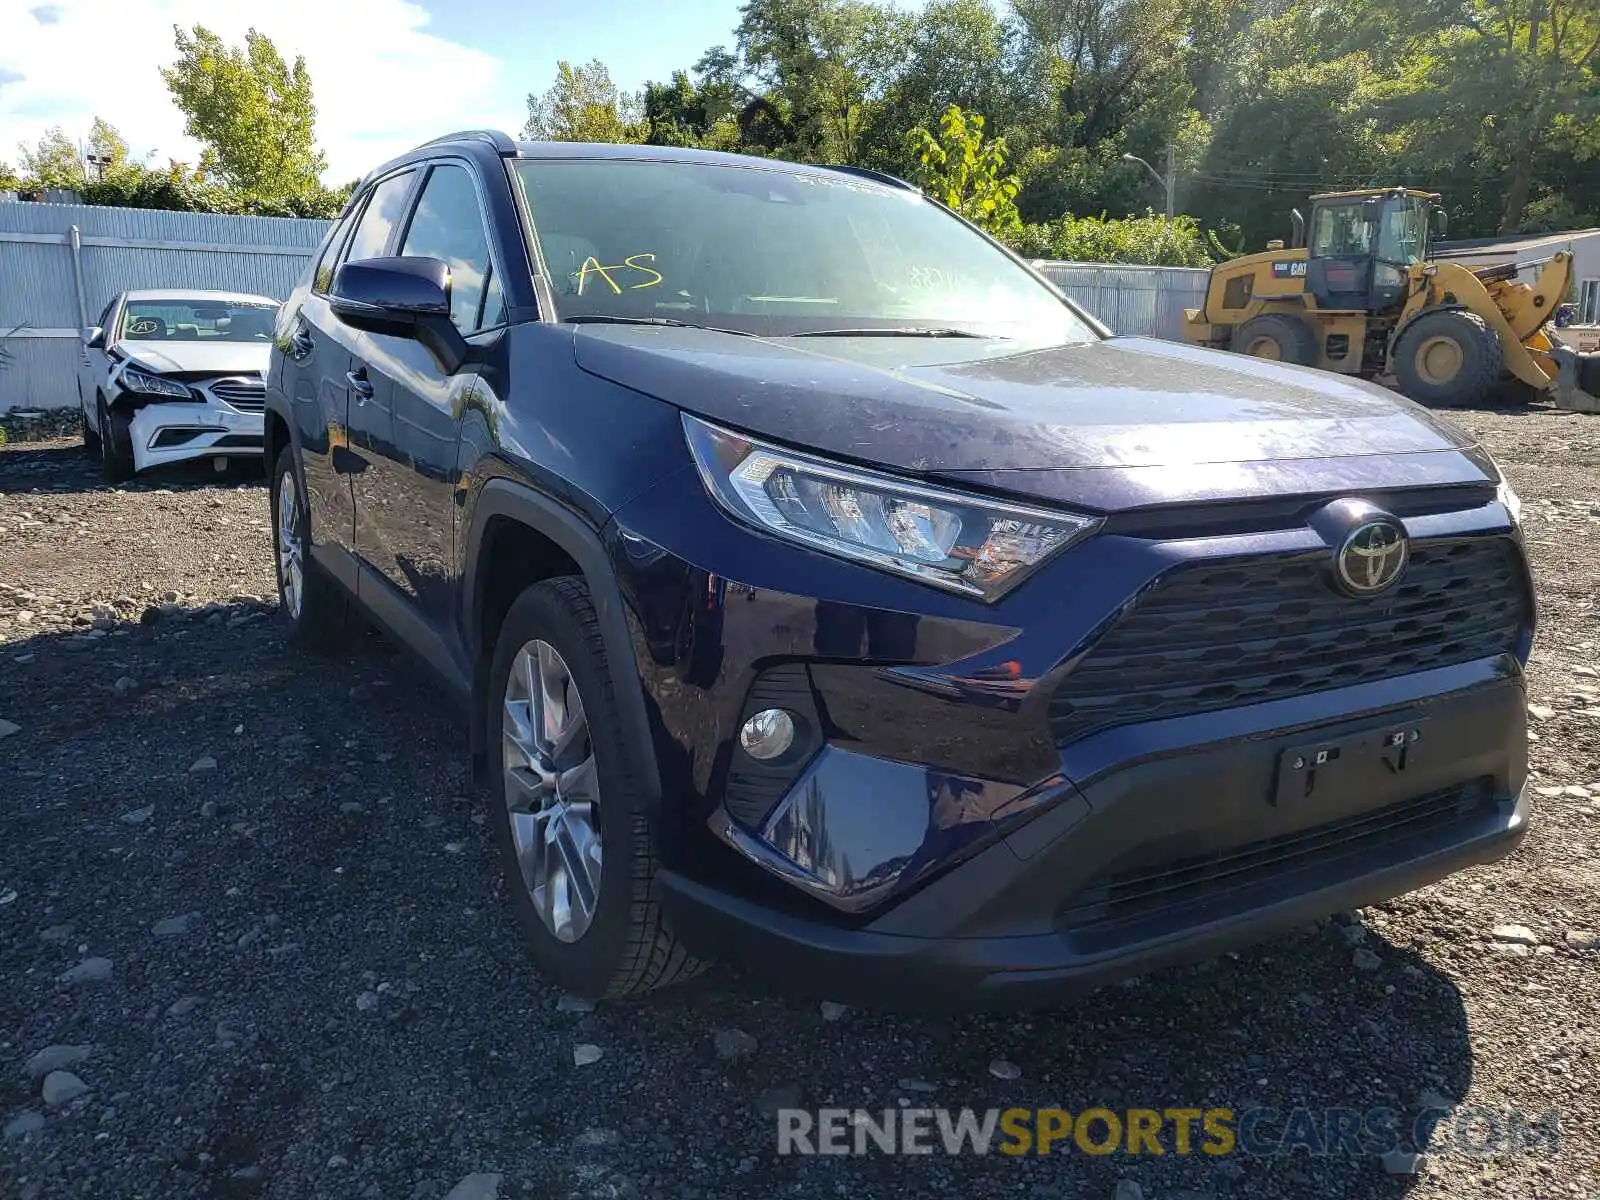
[16,126,85,189]
[906,105,1022,236]
[160,25,325,204]
[524,59,645,143]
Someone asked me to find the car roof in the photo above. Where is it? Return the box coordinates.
[361,130,914,192]
[122,289,279,305]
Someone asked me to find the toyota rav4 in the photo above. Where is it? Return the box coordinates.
[264,131,1533,1007]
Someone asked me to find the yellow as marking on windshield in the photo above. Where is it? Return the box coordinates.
[576,253,664,295]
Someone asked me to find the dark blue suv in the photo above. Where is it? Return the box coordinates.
[265,130,1533,1007]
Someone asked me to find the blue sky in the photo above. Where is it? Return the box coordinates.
[0,0,754,182]
[438,0,748,98]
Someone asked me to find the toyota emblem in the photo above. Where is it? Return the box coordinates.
[1335,517,1408,597]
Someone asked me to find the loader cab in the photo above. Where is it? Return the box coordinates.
[1306,189,1438,315]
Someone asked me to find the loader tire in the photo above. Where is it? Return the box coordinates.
[1394,309,1501,408]
[1232,314,1317,367]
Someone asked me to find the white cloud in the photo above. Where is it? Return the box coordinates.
[0,0,516,182]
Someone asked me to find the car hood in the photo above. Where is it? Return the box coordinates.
[117,341,271,376]
[572,327,1494,510]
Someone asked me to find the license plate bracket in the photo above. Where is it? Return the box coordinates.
[1273,718,1428,807]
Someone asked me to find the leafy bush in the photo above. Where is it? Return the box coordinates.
[1010,211,1213,267]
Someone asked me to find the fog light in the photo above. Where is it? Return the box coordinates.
[739,709,795,760]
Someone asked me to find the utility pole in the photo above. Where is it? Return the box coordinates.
[1122,143,1176,218]
[1164,142,1175,219]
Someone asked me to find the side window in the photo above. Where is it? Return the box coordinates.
[344,170,416,265]
[399,163,495,331]
[313,204,362,294]
[1580,279,1600,326]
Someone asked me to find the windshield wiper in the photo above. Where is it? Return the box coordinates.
[563,315,759,337]
[789,326,992,338]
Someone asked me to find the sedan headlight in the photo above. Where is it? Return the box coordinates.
[121,366,193,399]
[684,414,1097,601]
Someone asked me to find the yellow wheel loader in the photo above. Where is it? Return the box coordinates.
[1182,188,1596,410]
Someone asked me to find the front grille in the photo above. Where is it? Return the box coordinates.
[1048,537,1528,748]
[1059,778,1495,938]
[209,377,265,411]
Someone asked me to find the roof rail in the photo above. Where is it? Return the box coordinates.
[820,164,920,192]
[419,130,519,155]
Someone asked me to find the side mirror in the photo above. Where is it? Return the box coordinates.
[1290,208,1306,250]
[86,326,105,349]
[330,256,467,373]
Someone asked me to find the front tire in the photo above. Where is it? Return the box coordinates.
[270,450,356,651]
[97,396,133,482]
[490,576,704,1000]
[1393,309,1501,408]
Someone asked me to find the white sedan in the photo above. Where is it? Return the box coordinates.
[78,289,280,479]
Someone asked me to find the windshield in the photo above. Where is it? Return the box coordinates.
[119,299,278,343]
[513,159,1094,344]
[1311,196,1430,264]
[1376,197,1429,265]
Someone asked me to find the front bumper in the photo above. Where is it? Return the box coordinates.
[607,465,1532,1007]
[126,398,264,472]
[659,679,1529,1009]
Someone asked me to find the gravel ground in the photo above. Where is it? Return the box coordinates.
[1,413,1598,1200]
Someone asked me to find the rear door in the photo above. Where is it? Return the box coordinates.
[344,158,505,670]
[281,169,419,579]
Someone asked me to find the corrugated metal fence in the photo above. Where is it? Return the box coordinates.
[1033,260,1209,340]
[0,203,1210,413]
[0,201,330,412]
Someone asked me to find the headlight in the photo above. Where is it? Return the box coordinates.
[1497,477,1522,524]
[683,414,1097,601]
[121,367,192,399]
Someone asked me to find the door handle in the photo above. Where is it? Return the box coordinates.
[346,368,375,402]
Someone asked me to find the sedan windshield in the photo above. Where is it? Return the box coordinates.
[119,299,278,343]
[514,159,1094,345]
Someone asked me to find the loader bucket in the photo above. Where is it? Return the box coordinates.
[1553,345,1600,413]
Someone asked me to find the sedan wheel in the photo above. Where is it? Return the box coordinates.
[501,638,603,943]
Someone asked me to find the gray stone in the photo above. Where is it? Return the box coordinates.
[355,991,380,1012]
[556,993,595,1014]
[1352,948,1382,971]
[1565,929,1599,950]
[443,1175,502,1200]
[1380,1150,1427,1175]
[988,1059,1022,1081]
[113,676,138,696]
[56,957,112,986]
[819,1000,849,1021]
[0,719,19,740]
[23,1045,90,1080]
[1492,942,1531,958]
[166,996,201,1018]
[1527,704,1555,721]
[573,1043,603,1066]
[41,1071,88,1108]
[1492,924,1539,945]
[898,1078,938,1094]
[189,756,218,773]
[3,1111,44,1140]
[37,924,72,944]
[120,805,154,825]
[714,1029,758,1060]
[152,913,198,938]
[1112,1182,1145,1200]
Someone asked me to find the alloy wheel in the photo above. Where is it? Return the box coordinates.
[501,639,603,942]
[276,478,304,621]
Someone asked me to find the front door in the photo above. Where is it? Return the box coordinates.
[344,160,506,669]
[289,168,419,575]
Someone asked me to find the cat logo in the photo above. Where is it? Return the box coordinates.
[1271,260,1309,279]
